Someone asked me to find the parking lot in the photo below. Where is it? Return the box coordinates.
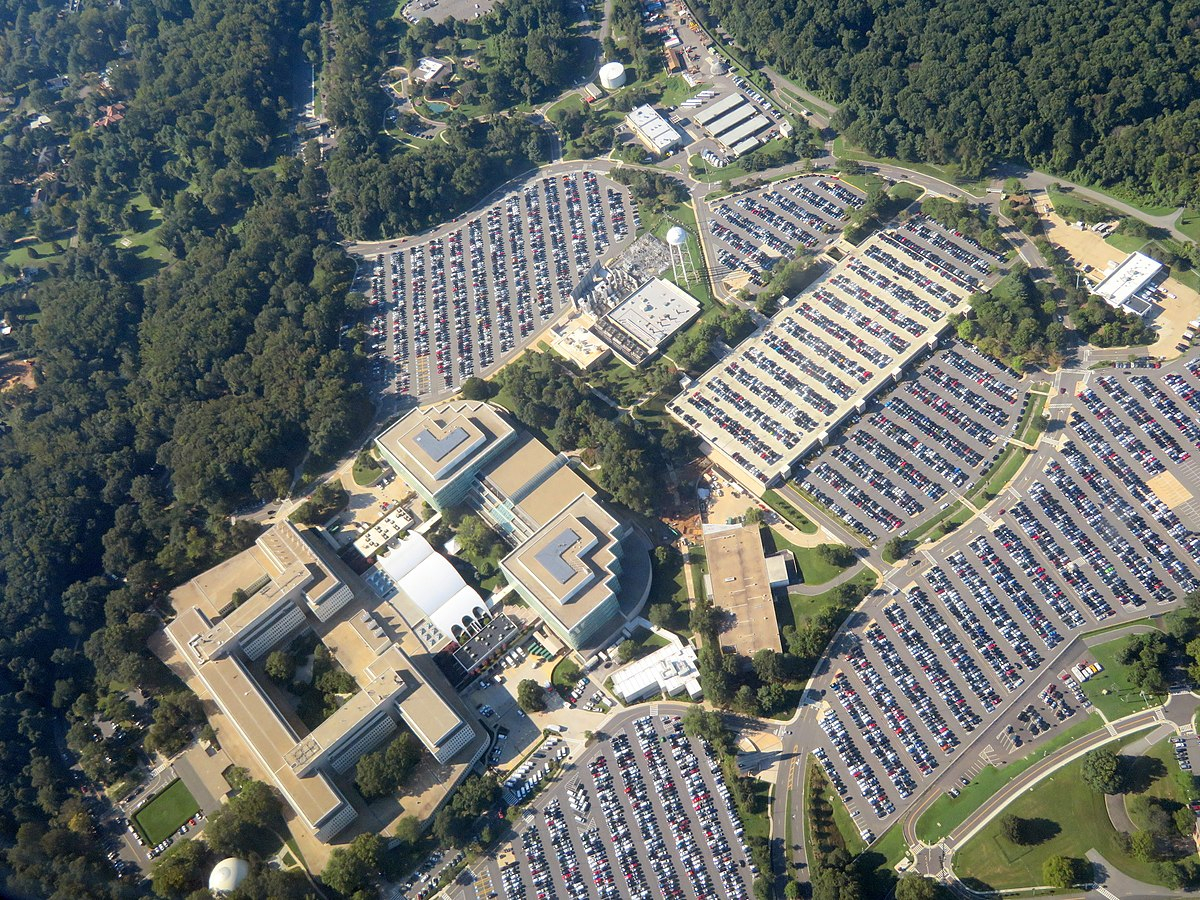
[706,176,862,286]
[806,353,1200,836]
[361,171,637,399]
[672,214,1000,488]
[494,714,756,900]
[794,342,1026,541]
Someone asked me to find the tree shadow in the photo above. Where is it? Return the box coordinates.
[1023,817,1061,845]
[1123,753,1167,794]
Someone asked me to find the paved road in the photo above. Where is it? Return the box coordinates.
[927,693,1200,894]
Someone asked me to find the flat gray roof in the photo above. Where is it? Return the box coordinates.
[693,93,744,126]
[534,528,583,584]
[718,114,770,148]
[706,104,757,140]
[414,425,470,462]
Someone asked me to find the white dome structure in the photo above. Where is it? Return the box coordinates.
[599,61,627,90]
[666,225,688,246]
[208,858,250,895]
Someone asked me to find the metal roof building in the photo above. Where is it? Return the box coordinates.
[1091,251,1162,317]
[626,105,681,155]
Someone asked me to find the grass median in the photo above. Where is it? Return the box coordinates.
[762,489,818,534]
[915,713,1102,845]
[954,731,1174,892]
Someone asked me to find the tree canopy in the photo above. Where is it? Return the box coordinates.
[697,0,1200,207]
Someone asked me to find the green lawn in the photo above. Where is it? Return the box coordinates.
[648,201,712,306]
[687,546,708,605]
[742,778,772,840]
[889,182,924,202]
[1127,738,1196,832]
[1105,231,1149,254]
[352,452,383,486]
[1178,209,1200,242]
[688,138,794,183]
[134,779,199,844]
[954,744,1173,891]
[964,446,1030,508]
[551,656,582,690]
[806,761,858,888]
[623,626,669,662]
[905,500,974,546]
[916,713,1102,844]
[859,823,908,898]
[1014,388,1050,445]
[656,75,705,109]
[831,136,988,196]
[838,173,886,195]
[585,356,651,406]
[546,92,585,121]
[762,489,818,534]
[781,567,876,638]
[828,781,866,856]
[765,527,848,586]
[1078,636,1165,720]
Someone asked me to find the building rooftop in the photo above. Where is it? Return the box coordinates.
[668,227,977,490]
[479,432,560,502]
[693,93,744,126]
[611,640,700,702]
[717,114,771,149]
[705,104,757,140]
[181,522,340,659]
[376,401,515,497]
[165,607,348,832]
[703,526,782,655]
[375,533,486,641]
[626,105,681,153]
[603,278,702,352]
[503,494,619,627]
[1092,251,1162,314]
[165,523,481,839]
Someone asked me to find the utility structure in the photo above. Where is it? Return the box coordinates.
[665,224,698,284]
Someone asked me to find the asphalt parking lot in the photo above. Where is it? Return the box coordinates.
[361,172,637,400]
[795,341,1026,541]
[672,213,1000,487]
[475,714,756,900]
[706,176,861,283]
[805,354,1200,836]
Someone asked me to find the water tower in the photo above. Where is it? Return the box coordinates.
[666,225,698,284]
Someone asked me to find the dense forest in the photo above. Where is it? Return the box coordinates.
[695,0,1200,207]
[0,0,369,897]
[399,0,579,109]
[321,0,551,239]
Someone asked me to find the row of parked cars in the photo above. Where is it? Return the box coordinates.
[815,358,1200,826]
[363,173,635,398]
[707,176,851,275]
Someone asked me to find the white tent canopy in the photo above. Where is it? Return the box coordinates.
[377,533,486,639]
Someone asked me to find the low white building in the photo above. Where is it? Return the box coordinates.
[611,641,701,704]
[626,104,681,155]
[1091,251,1162,317]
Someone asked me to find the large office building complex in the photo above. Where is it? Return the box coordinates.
[375,400,518,510]
[165,523,478,842]
[1091,250,1162,317]
[375,402,643,649]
